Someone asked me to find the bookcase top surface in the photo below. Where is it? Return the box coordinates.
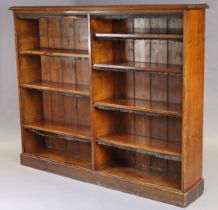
[10,4,209,13]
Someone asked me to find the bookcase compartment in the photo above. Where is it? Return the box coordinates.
[20,87,92,169]
[16,15,88,53]
[93,71,182,116]
[93,109,182,188]
[98,146,181,190]
[20,88,91,138]
[22,128,91,168]
[17,15,90,97]
[94,111,182,159]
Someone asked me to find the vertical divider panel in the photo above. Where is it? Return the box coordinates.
[90,17,115,170]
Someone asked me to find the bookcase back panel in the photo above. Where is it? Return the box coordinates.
[20,77,91,127]
[39,17,88,50]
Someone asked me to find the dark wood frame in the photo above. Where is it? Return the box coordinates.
[10,4,208,207]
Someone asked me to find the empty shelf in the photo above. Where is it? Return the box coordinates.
[23,121,91,141]
[97,134,181,161]
[21,81,90,97]
[93,61,182,75]
[100,166,180,190]
[95,33,183,40]
[94,98,182,117]
[20,48,89,58]
[26,149,91,168]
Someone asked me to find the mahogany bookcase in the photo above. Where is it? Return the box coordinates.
[10,4,208,207]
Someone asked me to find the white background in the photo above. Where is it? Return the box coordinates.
[0,0,217,209]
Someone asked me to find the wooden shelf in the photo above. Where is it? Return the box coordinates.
[23,121,91,142]
[95,33,183,40]
[101,166,180,190]
[94,98,182,117]
[21,81,90,97]
[26,149,91,168]
[97,134,181,161]
[93,61,182,75]
[20,48,89,58]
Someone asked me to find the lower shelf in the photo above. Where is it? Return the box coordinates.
[26,149,91,169]
[23,121,91,142]
[97,134,181,161]
[100,166,180,190]
[21,153,204,207]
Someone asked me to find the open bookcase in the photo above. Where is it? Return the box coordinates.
[11,4,208,207]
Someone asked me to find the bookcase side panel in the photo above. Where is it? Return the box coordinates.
[182,9,205,192]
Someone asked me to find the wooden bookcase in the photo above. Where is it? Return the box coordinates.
[10,4,208,207]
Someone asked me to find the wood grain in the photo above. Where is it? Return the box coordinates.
[182,9,205,192]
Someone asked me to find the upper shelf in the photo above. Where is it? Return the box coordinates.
[93,61,182,75]
[21,81,90,97]
[94,98,182,117]
[19,48,89,58]
[94,33,183,40]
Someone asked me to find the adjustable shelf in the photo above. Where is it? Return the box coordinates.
[94,98,182,117]
[95,33,183,40]
[11,4,207,207]
[97,134,181,161]
[93,61,182,75]
[21,81,90,97]
[23,121,91,142]
[20,48,89,58]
